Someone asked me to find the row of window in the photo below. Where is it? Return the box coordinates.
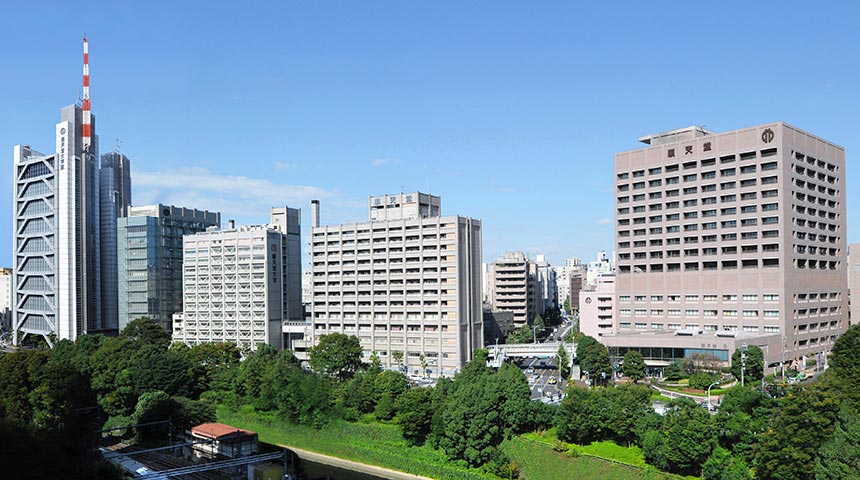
[618,216,779,237]
[618,164,779,192]
[618,177,779,204]
[617,322,782,333]
[313,223,456,238]
[619,294,780,302]
[617,149,779,181]
[620,308,779,317]
[619,202,779,223]
[619,244,779,260]
[618,230,780,250]
[618,258,780,272]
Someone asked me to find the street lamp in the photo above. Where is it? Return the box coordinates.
[707,381,720,411]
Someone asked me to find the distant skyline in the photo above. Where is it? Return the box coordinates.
[4,1,860,267]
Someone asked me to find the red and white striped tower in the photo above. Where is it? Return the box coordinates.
[82,36,92,152]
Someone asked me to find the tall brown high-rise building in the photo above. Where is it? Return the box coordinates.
[598,123,847,371]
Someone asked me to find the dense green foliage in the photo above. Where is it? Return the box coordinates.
[7,319,860,480]
[577,336,612,384]
[308,333,364,380]
[731,345,764,384]
[556,384,652,446]
[621,350,646,382]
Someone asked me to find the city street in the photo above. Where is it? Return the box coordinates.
[516,356,564,403]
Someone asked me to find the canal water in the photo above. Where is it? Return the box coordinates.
[300,458,386,480]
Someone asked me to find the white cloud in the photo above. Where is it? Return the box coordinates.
[132,166,342,224]
[371,158,400,167]
[274,161,297,171]
[597,218,612,225]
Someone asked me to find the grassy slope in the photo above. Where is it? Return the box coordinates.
[219,406,687,480]
[218,406,490,480]
[503,437,662,480]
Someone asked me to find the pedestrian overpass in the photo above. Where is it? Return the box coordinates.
[487,341,576,371]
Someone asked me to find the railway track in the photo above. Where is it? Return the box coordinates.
[125,446,230,480]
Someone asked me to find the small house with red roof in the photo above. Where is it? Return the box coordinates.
[190,423,259,459]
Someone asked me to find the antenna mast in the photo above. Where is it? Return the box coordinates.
[82,36,92,153]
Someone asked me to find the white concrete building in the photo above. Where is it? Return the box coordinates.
[174,207,301,351]
[300,193,482,377]
[585,251,614,285]
[0,268,11,334]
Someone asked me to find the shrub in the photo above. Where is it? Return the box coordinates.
[688,372,721,390]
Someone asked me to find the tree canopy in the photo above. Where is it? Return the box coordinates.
[308,333,364,380]
[731,345,764,385]
[622,350,646,382]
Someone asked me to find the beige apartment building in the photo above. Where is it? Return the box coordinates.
[600,123,847,371]
[299,193,482,377]
[487,252,536,329]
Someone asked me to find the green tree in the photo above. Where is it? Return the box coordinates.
[339,369,380,418]
[183,342,241,395]
[688,372,721,390]
[369,350,382,369]
[374,370,408,420]
[394,387,434,445]
[0,349,50,424]
[274,366,332,428]
[533,315,545,332]
[715,386,774,463]
[600,385,652,446]
[556,387,597,444]
[563,298,571,314]
[557,345,570,379]
[492,363,532,434]
[753,386,837,480]
[132,391,175,441]
[664,359,685,381]
[419,354,429,378]
[505,325,534,344]
[391,350,404,369]
[233,344,279,407]
[128,344,194,398]
[731,345,764,384]
[30,357,95,430]
[172,396,216,432]
[580,343,612,385]
[829,324,860,406]
[119,316,170,349]
[439,376,501,466]
[622,350,647,382]
[309,334,364,380]
[645,397,717,476]
[815,404,860,480]
[89,337,137,416]
[703,447,752,480]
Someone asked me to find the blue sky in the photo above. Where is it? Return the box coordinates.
[3,1,859,267]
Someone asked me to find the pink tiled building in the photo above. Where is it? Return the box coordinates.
[597,123,847,372]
